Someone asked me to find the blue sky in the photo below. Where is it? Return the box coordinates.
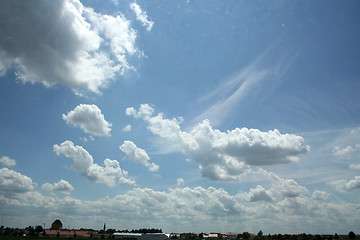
[1,0,360,234]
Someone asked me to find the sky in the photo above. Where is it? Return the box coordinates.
[0,0,360,235]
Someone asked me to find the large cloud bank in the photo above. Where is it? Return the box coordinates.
[53,141,135,187]
[126,104,310,181]
[0,0,143,93]
[1,166,358,234]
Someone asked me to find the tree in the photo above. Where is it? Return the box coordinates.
[35,225,43,233]
[348,232,356,239]
[243,232,251,239]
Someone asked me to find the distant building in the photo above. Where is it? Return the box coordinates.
[180,233,199,239]
[45,229,93,238]
[113,233,169,240]
[221,233,238,239]
[51,219,63,230]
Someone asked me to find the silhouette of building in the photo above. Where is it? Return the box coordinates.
[51,219,63,230]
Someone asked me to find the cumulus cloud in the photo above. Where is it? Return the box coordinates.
[1,181,359,233]
[126,104,154,120]
[349,164,360,170]
[333,176,360,192]
[0,168,35,195]
[238,171,309,202]
[269,178,309,198]
[41,179,75,194]
[123,124,132,132]
[177,178,184,187]
[312,190,329,200]
[239,185,273,202]
[53,140,135,187]
[0,0,143,93]
[130,2,154,31]
[127,104,310,181]
[120,141,159,172]
[62,104,112,136]
[0,156,16,167]
[333,144,360,156]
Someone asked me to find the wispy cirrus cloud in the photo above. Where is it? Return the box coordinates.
[194,50,295,127]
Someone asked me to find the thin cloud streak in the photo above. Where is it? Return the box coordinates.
[194,50,296,127]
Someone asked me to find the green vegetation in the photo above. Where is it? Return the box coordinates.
[1,226,359,240]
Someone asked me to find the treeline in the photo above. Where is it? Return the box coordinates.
[0,225,44,237]
[118,228,163,234]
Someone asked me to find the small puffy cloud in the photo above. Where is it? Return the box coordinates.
[270,178,309,198]
[333,144,360,156]
[0,156,16,167]
[349,164,360,170]
[0,0,142,93]
[0,168,35,195]
[120,141,159,172]
[41,180,75,194]
[350,127,360,135]
[80,136,95,142]
[62,104,112,136]
[128,104,310,181]
[130,2,154,31]
[123,124,132,132]
[126,104,154,120]
[333,176,360,192]
[54,140,135,187]
[177,178,184,187]
[312,190,329,200]
[239,185,273,202]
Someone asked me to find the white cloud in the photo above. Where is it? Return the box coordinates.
[62,104,112,136]
[128,104,310,181]
[349,164,360,170]
[177,178,184,187]
[130,2,154,31]
[0,168,35,195]
[193,50,294,127]
[312,190,329,200]
[270,178,309,198]
[80,136,95,142]
[239,185,273,202]
[53,140,135,187]
[333,176,360,192]
[1,180,360,233]
[0,0,142,93]
[123,124,132,132]
[126,103,154,120]
[120,141,159,172]
[238,171,309,202]
[333,144,360,156]
[41,180,75,194]
[350,127,360,135]
[0,156,16,167]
